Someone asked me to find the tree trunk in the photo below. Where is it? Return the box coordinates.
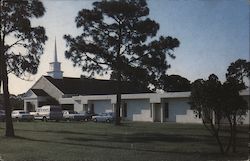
[0,55,14,137]
[225,115,233,153]
[115,69,121,125]
[0,8,15,136]
[212,127,225,154]
[232,115,237,152]
[1,53,14,137]
[3,72,14,137]
[214,131,224,154]
[115,25,122,126]
[210,118,225,154]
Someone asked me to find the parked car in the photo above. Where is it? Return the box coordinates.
[62,110,87,121]
[78,111,96,121]
[0,110,5,122]
[92,112,115,123]
[11,110,34,121]
[33,105,63,121]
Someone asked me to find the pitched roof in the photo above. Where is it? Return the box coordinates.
[44,76,152,95]
[31,89,49,97]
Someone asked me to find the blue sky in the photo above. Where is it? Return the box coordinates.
[9,0,249,95]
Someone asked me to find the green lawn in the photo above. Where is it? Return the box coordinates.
[0,121,248,161]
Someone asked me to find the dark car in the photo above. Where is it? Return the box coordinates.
[78,111,96,121]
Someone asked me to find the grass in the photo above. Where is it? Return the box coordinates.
[0,121,248,161]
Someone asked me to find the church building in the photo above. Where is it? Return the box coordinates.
[23,40,250,124]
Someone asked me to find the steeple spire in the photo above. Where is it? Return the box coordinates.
[47,37,63,79]
[54,37,58,62]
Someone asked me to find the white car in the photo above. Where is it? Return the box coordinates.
[92,112,115,123]
[62,110,87,121]
[11,110,34,121]
[33,105,63,121]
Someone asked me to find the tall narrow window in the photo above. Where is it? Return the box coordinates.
[165,103,169,118]
[83,104,88,112]
[123,103,127,117]
[90,104,94,113]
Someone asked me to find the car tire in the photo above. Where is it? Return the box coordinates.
[93,118,97,122]
[106,119,110,123]
[84,118,88,122]
[42,116,47,122]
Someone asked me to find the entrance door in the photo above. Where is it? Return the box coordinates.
[154,103,161,122]
[26,102,35,112]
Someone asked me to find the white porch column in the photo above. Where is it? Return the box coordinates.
[212,111,215,124]
[119,106,122,121]
[87,102,91,112]
[24,100,27,111]
[35,100,39,110]
[160,103,164,123]
[151,103,155,122]
[112,103,116,112]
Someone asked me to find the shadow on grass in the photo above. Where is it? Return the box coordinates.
[13,135,212,155]
[85,133,210,143]
[65,132,249,149]
[16,128,109,137]
[15,127,214,143]
[12,135,248,161]
[10,122,249,150]
[14,127,248,148]
[13,135,170,154]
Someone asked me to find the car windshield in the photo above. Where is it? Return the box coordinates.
[19,111,27,114]
[69,111,78,114]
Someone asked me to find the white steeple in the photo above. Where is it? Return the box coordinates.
[47,37,63,79]
[54,38,58,62]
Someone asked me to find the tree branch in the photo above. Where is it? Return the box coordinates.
[5,38,25,52]
[83,52,111,66]
[128,52,148,63]
[92,24,111,38]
